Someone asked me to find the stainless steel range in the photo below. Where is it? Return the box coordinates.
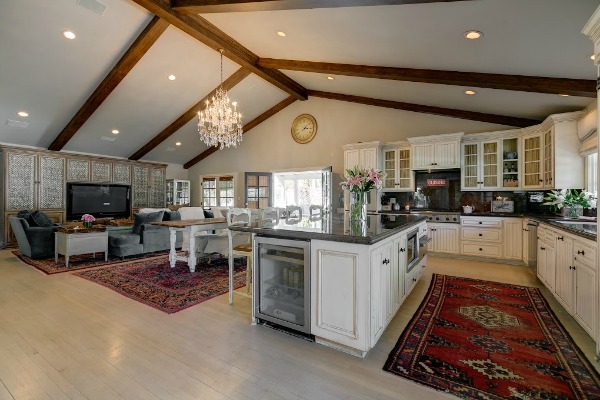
[410,210,460,223]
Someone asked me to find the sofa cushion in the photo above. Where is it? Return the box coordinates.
[178,207,205,220]
[131,211,164,234]
[162,210,181,221]
[108,232,141,247]
[30,210,54,227]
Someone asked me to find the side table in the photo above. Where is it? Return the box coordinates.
[55,231,109,268]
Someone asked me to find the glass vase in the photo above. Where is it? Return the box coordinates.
[564,205,583,219]
[349,192,367,221]
[83,221,93,228]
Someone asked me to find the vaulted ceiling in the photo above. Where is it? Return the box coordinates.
[0,0,597,169]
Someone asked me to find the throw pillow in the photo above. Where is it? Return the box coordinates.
[163,211,181,221]
[131,211,164,235]
[203,209,214,218]
[30,210,54,227]
[16,210,32,220]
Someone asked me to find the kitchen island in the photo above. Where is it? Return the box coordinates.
[230,213,428,357]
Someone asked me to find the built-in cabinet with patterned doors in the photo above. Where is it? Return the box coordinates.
[1,146,167,248]
[2,148,66,247]
[132,165,166,209]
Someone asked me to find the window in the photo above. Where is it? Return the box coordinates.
[202,176,235,207]
[219,176,234,207]
[202,178,217,207]
[273,170,324,214]
[585,152,598,195]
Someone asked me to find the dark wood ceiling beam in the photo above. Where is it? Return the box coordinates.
[259,59,597,98]
[184,96,297,168]
[131,0,307,100]
[129,68,251,160]
[171,0,473,13]
[308,90,541,127]
[48,16,170,151]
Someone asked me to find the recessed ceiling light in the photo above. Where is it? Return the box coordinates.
[175,142,181,146]
[464,90,476,95]
[591,54,596,61]
[168,74,176,81]
[62,30,76,40]
[277,31,286,37]
[558,94,570,97]
[111,129,119,134]
[464,30,483,40]
[327,76,335,80]
[16,111,29,117]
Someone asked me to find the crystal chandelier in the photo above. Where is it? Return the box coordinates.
[198,49,243,149]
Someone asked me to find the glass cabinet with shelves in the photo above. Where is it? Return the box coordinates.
[166,179,190,206]
[502,137,519,189]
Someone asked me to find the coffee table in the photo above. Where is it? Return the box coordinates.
[55,230,109,268]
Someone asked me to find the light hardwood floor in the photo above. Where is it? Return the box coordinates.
[0,250,597,400]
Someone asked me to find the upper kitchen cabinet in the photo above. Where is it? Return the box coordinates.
[408,133,463,170]
[382,142,413,192]
[461,139,501,191]
[342,142,382,172]
[521,112,584,190]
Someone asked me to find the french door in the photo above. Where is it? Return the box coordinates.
[245,172,272,208]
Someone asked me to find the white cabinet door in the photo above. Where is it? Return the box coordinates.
[461,141,500,191]
[545,242,556,292]
[543,129,554,189]
[503,219,523,260]
[382,149,397,190]
[461,143,479,190]
[522,133,544,189]
[537,240,548,285]
[434,141,459,168]
[412,143,434,169]
[360,148,378,170]
[344,149,360,172]
[554,236,574,312]
[394,235,408,305]
[370,243,392,344]
[522,219,529,265]
[428,224,459,254]
[574,261,596,337]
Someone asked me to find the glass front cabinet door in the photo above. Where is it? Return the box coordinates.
[166,179,190,206]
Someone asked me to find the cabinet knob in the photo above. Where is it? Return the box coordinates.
[569,266,573,270]
[540,247,545,250]
[413,278,417,282]
[478,221,482,225]
[577,250,585,255]
[478,233,482,237]
[539,179,543,182]
[399,248,405,252]
[382,258,390,265]
[557,236,564,241]
[479,248,483,251]
[573,266,577,270]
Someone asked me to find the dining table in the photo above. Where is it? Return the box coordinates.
[151,218,227,272]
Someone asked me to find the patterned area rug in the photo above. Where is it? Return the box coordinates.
[384,274,600,399]
[75,255,247,314]
[12,250,170,275]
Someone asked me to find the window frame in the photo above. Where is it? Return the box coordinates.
[201,176,234,207]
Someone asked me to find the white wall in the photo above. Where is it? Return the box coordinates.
[187,97,513,206]
[166,163,188,180]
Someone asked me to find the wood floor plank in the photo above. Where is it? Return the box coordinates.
[1,249,598,400]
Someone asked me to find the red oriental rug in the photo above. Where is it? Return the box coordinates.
[75,255,247,314]
[384,274,600,399]
[12,249,170,275]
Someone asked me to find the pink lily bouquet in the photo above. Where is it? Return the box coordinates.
[342,166,385,193]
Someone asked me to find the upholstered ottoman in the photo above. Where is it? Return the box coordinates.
[108,232,143,258]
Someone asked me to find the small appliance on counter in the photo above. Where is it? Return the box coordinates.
[491,198,514,213]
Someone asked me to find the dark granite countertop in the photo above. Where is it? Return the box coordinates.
[229,214,427,245]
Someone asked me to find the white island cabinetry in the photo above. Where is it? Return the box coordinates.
[310,221,425,357]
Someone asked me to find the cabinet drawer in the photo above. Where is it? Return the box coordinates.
[461,217,502,228]
[573,240,596,269]
[461,227,501,242]
[461,242,502,258]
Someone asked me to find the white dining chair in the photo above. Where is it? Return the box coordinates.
[227,208,253,304]
[285,206,302,224]
[258,207,280,227]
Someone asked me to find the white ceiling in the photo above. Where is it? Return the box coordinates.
[0,0,598,167]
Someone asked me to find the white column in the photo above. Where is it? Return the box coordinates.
[582,5,600,360]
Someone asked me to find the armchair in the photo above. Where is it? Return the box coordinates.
[9,216,57,259]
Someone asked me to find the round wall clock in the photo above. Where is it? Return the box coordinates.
[291,114,317,144]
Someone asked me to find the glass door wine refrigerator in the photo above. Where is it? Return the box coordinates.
[253,236,311,334]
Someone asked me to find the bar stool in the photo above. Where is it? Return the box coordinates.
[227,208,252,304]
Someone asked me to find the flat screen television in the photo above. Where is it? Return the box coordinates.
[66,183,131,221]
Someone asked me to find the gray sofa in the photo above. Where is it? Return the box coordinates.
[108,210,183,258]
[9,216,58,259]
